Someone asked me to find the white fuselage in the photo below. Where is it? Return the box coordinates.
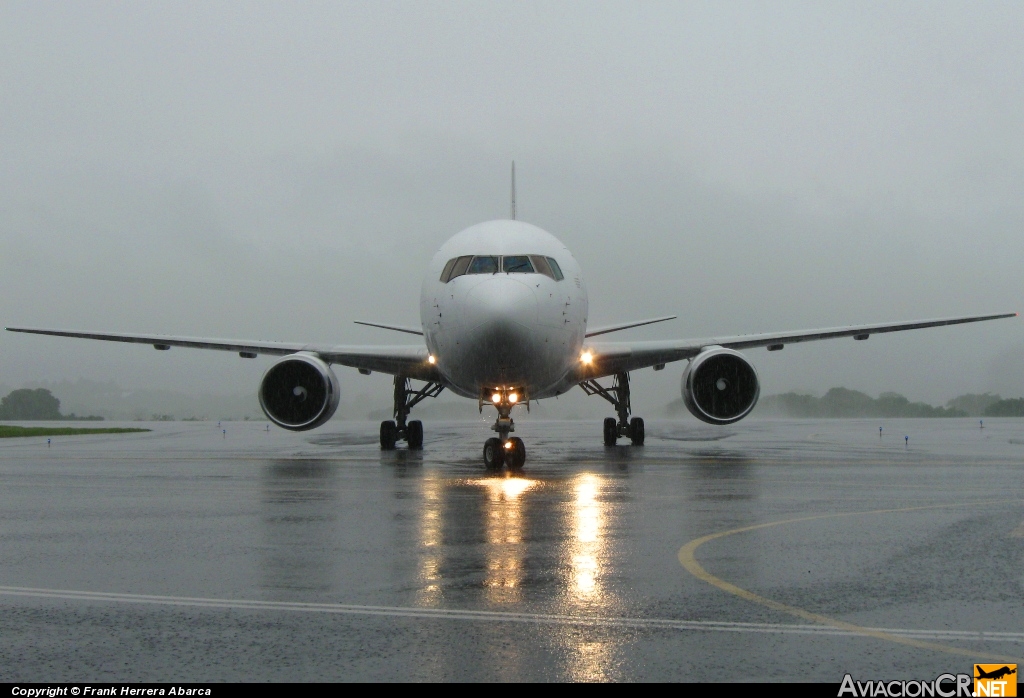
[419,220,588,400]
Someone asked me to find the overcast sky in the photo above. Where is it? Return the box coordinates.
[2,1,1022,410]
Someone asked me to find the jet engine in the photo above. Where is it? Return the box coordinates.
[681,347,760,425]
[258,353,341,430]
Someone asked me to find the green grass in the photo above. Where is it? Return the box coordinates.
[0,426,151,438]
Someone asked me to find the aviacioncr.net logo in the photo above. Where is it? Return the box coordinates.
[838,673,973,697]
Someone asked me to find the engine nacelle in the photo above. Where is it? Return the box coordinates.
[258,353,341,430]
[681,346,760,425]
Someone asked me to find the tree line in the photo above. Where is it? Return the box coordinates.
[0,389,103,420]
[758,388,1024,418]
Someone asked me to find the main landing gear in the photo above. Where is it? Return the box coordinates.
[579,371,645,446]
[480,387,527,470]
[380,376,444,450]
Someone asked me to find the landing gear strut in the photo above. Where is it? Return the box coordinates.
[379,376,444,450]
[580,371,645,446]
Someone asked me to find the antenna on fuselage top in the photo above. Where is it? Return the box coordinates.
[510,161,516,220]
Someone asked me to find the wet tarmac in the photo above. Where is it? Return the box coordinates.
[1,417,1022,681]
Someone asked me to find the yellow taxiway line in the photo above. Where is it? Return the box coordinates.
[678,500,1023,663]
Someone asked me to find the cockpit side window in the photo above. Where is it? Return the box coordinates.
[530,255,553,279]
[502,255,534,273]
[439,258,458,282]
[467,256,500,274]
[546,257,565,281]
[443,255,473,282]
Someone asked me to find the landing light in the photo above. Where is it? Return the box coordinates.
[491,393,502,404]
[508,392,518,404]
[580,351,593,364]
[504,441,513,449]
[427,355,436,364]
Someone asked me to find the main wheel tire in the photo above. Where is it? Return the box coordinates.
[507,437,526,469]
[629,416,645,445]
[407,420,423,449]
[379,420,398,450]
[603,417,618,446]
[483,437,505,469]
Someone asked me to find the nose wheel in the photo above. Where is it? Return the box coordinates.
[483,436,526,470]
[507,437,526,469]
[483,438,503,469]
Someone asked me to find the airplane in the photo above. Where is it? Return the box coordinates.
[975,666,1016,681]
[6,167,1017,469]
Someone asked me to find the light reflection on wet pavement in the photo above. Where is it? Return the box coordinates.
[1,418,1022,681]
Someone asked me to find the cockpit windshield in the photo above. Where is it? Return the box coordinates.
[467,256,500,274]
[440,254,565,282]
[502,256,534,273]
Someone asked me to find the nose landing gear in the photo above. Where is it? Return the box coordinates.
[582,371,645,446]
[480,388,528,469]
[379,376,443,450]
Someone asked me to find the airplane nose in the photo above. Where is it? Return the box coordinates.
[460,276,541,382]
[463,276,539,332]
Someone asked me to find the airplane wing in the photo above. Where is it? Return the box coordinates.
[5,327,440,381]
[353,321,424,336]
[585,316,676,338]
[578,312,1018,379]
